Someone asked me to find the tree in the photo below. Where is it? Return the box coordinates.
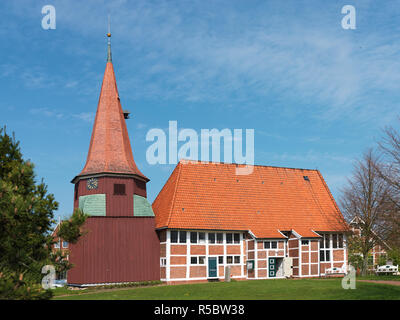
[377,120,400,248]
[0,127,58,299]
[57,208,88,244]
[340,149,394,275]
[51,208,89,277]
[0,127,87,299]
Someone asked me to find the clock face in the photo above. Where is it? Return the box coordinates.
[86,178,98,190]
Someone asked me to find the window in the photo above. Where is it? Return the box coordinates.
[301,240,309,246]
[332,233,343,249]
[226,233,233,244]
[218,256,224,264]
[171,231,178,243]
[62,241,69,248]
[264,241,277,249]
[191,256,205,265]
[324,234,330,248]
[160,258,166,267]
[179,231,187,243]
[114,184,126,195]
[320,234,331,262]
[325,251,330,262]
[190,232,197,244]
[332,234,338,248]
[208,233,215,244]
[199,232,205,244]
[320,250,330,262]
[338,234,343,248]
[54,241,60,249]
[217,233,223,244]
[227,256,240,264]
[234,233,240,244]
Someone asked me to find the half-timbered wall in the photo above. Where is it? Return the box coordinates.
[319,233,347,275]
[288,234,300,276]
[299,239,319,277]
[161,230,246,283]
[159,230,348,283]
[249,240,285,278]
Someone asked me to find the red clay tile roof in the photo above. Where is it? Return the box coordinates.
[74,61,147,182]
[152,160,349,239]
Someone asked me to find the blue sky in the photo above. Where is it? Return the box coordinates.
[1,0,400,220]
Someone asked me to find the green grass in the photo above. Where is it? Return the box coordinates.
[53,278,400,300]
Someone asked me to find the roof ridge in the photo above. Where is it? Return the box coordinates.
[179,158,318,172]
[304,171,325,217]
[316,170,348,229]
[166,162,182,227]
[316,170,341,215]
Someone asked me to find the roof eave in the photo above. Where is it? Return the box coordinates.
[71,171,150,184]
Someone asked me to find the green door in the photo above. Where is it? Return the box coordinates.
[269,258,276,278]
[208,257,217,278]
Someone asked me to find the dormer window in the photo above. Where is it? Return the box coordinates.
[114,184,126,195]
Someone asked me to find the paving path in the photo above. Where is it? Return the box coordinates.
[358,280,400,286]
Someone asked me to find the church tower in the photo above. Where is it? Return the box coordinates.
[71,30,150,216]
[67,29,160,286]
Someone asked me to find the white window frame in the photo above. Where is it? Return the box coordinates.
[216,233,224,244]
[264,241,278,249]
[226,255,241,265]
[208,232,216,244]
[190,232,198,244]
[320,234,331,262]
[198,232,206,244]
[190,255,206,265]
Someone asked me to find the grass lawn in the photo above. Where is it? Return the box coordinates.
[53,278,400,300]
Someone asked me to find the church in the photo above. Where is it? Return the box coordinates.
[61,33,350,286]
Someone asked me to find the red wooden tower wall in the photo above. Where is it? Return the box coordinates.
[67,217,160,285]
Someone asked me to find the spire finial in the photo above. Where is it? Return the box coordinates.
[107,15,112,62]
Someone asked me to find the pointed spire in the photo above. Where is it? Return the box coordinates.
[107,15,112,62]
[72,28,148,183]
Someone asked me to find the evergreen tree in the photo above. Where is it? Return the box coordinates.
[0,127,58,299]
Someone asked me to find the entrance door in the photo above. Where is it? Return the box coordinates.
[269,257,276,278]
[208,257,217,278]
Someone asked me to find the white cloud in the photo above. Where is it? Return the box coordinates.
[8,1,400,125]
[65,81,79,88]
[72,112,95,122]
[29,108,95,123]
[29,107,64,119]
